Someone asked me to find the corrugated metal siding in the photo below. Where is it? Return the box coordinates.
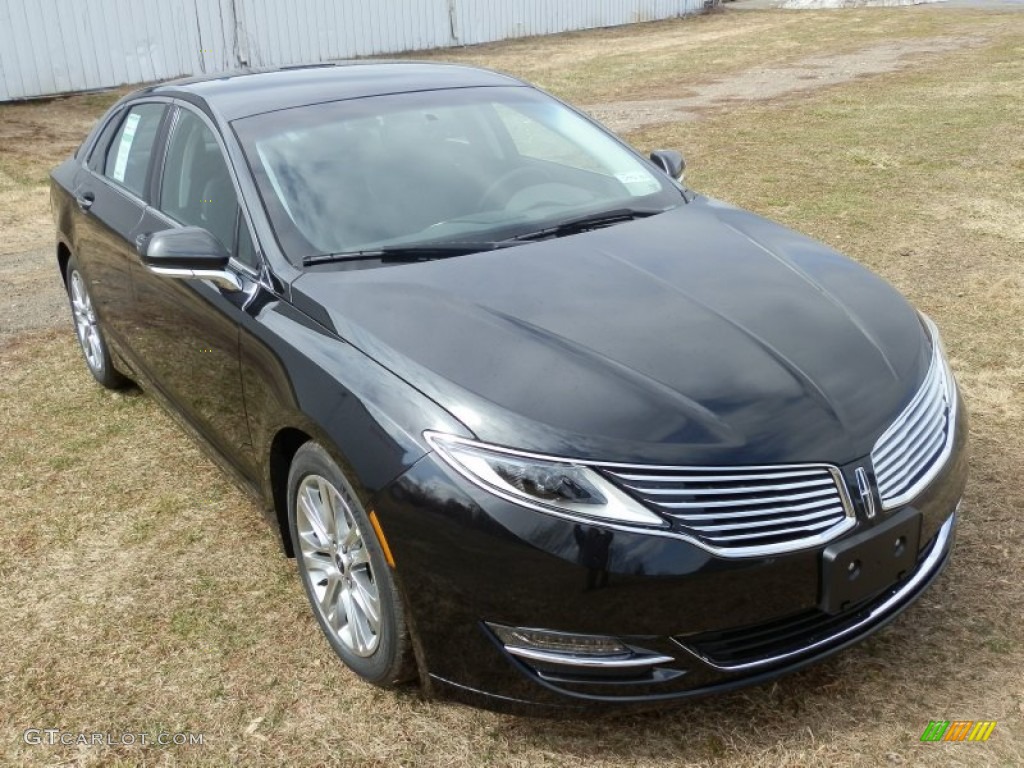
[0,0,206,100]
[233,0,455,68]
[0,0,707,101]
[451,0,704,45]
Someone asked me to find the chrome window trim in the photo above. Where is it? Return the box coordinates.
[426,431,857,559]
[673,510,957,672]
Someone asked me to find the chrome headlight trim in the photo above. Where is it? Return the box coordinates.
[425,431,668,528]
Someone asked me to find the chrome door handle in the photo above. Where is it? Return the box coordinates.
[76,191,95,211]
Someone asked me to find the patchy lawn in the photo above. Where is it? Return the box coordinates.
[1,6,1022,766]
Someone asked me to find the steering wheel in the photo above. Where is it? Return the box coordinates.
[479,166,552,211]
[506,183,599,214]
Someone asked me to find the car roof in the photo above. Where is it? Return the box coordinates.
[141,61,526,121]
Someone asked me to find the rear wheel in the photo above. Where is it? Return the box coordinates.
[65,256,128,389]
[287,442,412,686]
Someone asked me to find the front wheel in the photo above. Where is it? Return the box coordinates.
[65,256,128,389]
[287,442,412,686]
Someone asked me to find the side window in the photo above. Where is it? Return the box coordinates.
[159,109,239,252]
[101,103,165,198]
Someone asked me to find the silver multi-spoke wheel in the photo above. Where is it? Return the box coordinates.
[69,270,104,375]
[296,474,382,657]
[288,443,411,686]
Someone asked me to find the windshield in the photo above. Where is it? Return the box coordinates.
[232,86,684,265]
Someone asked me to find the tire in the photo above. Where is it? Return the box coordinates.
[65,255,129,390]
[287,442,412,686]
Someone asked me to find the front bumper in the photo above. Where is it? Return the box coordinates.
[373,410,967,714]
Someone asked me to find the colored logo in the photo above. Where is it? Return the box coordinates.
[920,720,996,742]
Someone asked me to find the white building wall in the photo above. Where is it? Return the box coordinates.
[0,0,707,101]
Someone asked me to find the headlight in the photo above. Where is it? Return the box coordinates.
[425,432,667,528]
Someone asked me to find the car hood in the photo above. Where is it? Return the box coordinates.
[291,197,930,465]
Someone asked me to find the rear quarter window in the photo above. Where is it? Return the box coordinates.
[98,103,166,198]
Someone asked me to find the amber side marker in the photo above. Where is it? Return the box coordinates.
[368,511,395,568]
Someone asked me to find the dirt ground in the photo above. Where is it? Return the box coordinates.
[585,34,985,132]
[1,5,1023,767]
[0,91,129,342]
[0,94,106,254]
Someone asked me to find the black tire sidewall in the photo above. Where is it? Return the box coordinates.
[286,442,408,685]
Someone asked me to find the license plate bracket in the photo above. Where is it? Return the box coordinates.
[820,508,921,615]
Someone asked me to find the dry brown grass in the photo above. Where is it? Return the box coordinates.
[406,7,1014,103]
[2,7,1023,766]
[0,90,128,255]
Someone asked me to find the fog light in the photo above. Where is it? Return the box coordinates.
[487,622,677,671]
[489,624,630,657]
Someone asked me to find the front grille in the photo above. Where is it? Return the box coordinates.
[601,464,853,556]
[872,345,955,509]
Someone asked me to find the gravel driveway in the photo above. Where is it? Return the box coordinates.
[0,246,66,344]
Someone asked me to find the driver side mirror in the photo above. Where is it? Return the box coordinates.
[649,150,686,182]
[137,226,241,292]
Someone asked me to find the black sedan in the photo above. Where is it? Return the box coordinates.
[50,62,967,714]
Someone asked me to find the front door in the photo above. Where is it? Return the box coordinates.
[129,106,259,477]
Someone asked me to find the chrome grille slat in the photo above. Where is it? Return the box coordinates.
[619,477,836,495]
[672,497,843,520]
[702,518,840,543]
[611,470,824,483]
[874,361,941,448]
[877,431,945,498]
[876,425,945,483]
[873,405,944,472]
[691,506,846,533]
[871,337,956,510]
[872,374,944,465]
[601,463,852,555]
[872,372,942,462]
[657,486,839,509]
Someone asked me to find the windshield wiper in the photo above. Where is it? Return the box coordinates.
[302,242,510,267]
[505,207,665,243]
[301,209,666,266]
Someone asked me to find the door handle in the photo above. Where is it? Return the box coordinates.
[76,191,95,212]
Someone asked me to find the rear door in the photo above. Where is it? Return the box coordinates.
[72,102,169,350]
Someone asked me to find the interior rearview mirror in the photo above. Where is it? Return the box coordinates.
[649,149,686,182]
[137,227,241,292]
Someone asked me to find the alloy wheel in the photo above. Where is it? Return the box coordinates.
[295,474,382,657]
[69,270,104,375]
